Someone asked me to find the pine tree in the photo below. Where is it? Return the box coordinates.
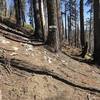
[46,0,60,52]
[93,0,100,62]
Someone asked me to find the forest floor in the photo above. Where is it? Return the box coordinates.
[0,26,100,100]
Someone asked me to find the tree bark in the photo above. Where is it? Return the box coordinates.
[46,0,60,52]
[39,0,45,41]
[56,0,63,48]
[80,0,85,47]
[14,0,21,26]
[80,0,87,58]
[93,0,100,62]
[33,0,43,40]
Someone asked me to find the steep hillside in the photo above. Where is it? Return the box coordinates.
[0,28,100,100]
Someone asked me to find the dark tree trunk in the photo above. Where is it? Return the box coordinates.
[46,0,60,52]
[69,0,72,45]
[68,15,70,44]
[88,4,93,53]
[80,0,85,47]
[75,0,77,47]
[93,0,100,62]
[14,0,21,26]
[33,0,43,40]
[80,0,87,58]
[20,0,26,26]
[4,0,7,16]
[56,0,63,48]
[65,4,67,39]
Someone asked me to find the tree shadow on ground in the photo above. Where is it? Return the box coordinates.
[62,51,95,66]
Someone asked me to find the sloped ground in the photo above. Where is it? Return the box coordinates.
[0,33,100,100]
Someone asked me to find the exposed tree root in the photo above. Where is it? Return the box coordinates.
[62,51,94,64]
[0,16,32,37]
[0,29,44,46]
[0,56,100,94]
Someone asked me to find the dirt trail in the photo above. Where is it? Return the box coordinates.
[0,33,100,100]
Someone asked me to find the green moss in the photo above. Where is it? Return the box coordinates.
[24,23,34,32]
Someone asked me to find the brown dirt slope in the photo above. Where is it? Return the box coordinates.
[0,32,100,100]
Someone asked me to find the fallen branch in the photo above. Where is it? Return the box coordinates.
[62,51,94,64]
[0,16,33,37]
[0,56,100,94]
[0,29,44,46]
[0,23,29,38]
[0,29,29,42]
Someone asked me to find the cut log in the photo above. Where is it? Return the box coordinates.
[0,56,100,93]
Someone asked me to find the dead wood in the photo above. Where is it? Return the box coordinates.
[0,23,29,38]
[0,16,33,37]
[0,29,44,46]
[0,29,29,42]
[0,56,100,93]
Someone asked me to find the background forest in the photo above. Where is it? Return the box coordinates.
[0,0,100,61]
[0,0,100,100]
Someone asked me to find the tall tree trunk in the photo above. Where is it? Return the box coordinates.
[43,0,48,41]
[4,0,7,16]
[46,0,60,52]
[93,0,100,62]
[33,0,43,40]
[88,4,93,53]
[20,0,26,26]
[65,4,67,39]
[56,0,63,48]
[29,0,34,28]
[75,0,77,47]
[69,0,72,45]
[68,15,70,44]
[80,0,85,47]
[14,0,21,26]
[80,0,87,57]
[39,0,45,41]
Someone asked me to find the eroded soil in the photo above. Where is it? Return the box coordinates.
[0,33,100,100]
